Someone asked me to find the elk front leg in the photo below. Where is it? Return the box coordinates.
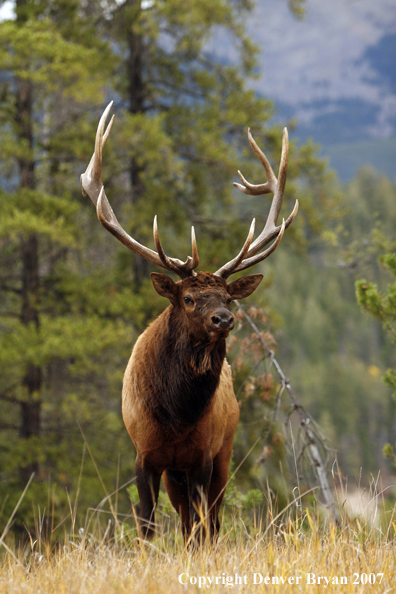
[163,469,191,539]
[208,439,234,539]
[134,455,161,539]
[187,455,213,542]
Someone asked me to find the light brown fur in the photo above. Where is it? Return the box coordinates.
[123,332,239,467]
[120,272,262,542]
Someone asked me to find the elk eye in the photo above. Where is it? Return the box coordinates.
[183,295,193,305]
[226,297,233,306]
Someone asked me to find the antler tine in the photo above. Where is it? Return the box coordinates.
[153,216,199,278]
[232,218,286,275]
[247,128,295,256]
[214,219,255,279]
[153,215,185,273]
[216,219,286,279]
[82,104,199,279]
[233,170,272,196]
[215,128,298,279]
[81,101,115,205]
[191,226,199,269]
[153,214,173,268]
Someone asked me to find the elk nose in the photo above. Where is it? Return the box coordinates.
[211,310,234,330]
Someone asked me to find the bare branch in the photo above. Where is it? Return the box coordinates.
[234,301,336,516]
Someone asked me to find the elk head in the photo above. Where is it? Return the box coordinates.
[80,102,298,315]
[150,271,264,343]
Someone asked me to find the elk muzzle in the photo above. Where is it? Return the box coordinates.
[210,309,235,332]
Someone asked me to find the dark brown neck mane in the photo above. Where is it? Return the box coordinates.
[143,306,226,435]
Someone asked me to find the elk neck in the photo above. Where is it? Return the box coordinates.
[143,304,227,435]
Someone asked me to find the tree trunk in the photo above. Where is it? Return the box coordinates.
[20,233,41,464]
[15,44,41,479]
[127,22,148,285]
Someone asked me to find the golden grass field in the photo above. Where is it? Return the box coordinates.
[1,483,396,594]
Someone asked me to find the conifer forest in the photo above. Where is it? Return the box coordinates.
[0,0,396,534]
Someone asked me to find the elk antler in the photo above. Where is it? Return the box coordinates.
[214,128,298,279]
[80,102,199,279]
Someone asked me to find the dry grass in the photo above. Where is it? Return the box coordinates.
[1,486,396,594]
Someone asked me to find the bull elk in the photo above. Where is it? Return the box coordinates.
[80,102,298,542]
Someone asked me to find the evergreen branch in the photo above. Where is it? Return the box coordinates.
[0,283,22,295]
[147,78,209,100]
[0,392,17,404]
[0,422,19,431]
[146,101,172,112]
[177,150,225,166]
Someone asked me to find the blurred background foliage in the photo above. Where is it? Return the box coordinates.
[0,0,395,533]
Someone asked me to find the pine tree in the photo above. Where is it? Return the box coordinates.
[87,0,331,286]
[355,192,396,467]
[0,0,134,526]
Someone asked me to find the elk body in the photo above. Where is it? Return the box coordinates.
[81,103,298,542]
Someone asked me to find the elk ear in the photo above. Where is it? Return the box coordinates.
[227,274,263,299]
[150,272,179,305]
